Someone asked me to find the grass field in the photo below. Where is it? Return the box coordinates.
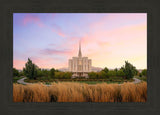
[13,82,147,102]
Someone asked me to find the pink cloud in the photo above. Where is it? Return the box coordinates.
[23,14,44,27]
[79,22,146,47]
[40,48,72,55]
[52,23,66,37]
[52,29,66,37]
[57,32,65,37]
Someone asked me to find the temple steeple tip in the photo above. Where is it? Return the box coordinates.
[78,41,82,57]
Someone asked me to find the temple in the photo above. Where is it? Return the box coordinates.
[68,41,92,78]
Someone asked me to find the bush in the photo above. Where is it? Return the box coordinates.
[54,72,72,79]
[117,69,125,77]
[88,72,97,79]
[37,69,50,78]
[19,71,24,76]
[37,69,43,77]
[13,68,19,77]
[97,71,107,79]
[107,70,116,77]
[139,73,142,77]
[141,69,147,77]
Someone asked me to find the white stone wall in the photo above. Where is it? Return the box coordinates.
[68,56,92,73]
[88,59,92,72]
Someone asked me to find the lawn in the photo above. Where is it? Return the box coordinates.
[24,77,134,85]
[36,80,124,85]
[58,80,124,84]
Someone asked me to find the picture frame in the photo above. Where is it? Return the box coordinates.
[0,0,159,115]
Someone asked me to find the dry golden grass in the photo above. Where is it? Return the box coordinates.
[13,82,147,102]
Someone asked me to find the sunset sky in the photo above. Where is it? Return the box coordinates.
[13,13,147,70]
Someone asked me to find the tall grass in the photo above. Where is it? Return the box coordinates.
[13,82,147,102]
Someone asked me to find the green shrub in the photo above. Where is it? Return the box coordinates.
[117,69,125,77]
[88,72,97,79]
[54,72,72,79]
[13,68,19,77]
[141,69,147,77]
[107,70,116,77]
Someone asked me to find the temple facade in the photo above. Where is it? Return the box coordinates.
[68,42,92,78]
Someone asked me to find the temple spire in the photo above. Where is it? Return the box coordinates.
[78,41,82,57]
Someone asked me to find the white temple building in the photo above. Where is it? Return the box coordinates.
[68,41,92,78]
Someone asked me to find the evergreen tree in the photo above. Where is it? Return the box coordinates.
[23,58,38,79]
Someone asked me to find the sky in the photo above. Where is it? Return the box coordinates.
[13,13,147,70]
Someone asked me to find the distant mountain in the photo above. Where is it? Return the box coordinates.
[17,69,23,72]
[58,67,145,72]
[91,66,103,72]
[137,69,143,73]
[58,67,69,72]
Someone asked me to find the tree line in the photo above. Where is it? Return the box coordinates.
[13,58,147,80]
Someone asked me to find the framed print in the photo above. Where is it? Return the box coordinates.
[13,13,147,103]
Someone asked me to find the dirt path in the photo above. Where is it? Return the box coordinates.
[17,77,32,85]
[132,78,141,84]
[17,77,142,86]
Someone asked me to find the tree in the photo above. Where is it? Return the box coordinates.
[23,58,38,80]
[117,69,125,77]
[102,67,109,73]
[107,70,116,77]
[121,61,137,79]
[55,69,60,72]
[13,68,19,77]
[19,71,24,76]
[37,68,43,77]
[141,69,147,77]
[134,69,138,76]
[97,71,107,79]
[41,69,50,77]
[114,68,118,76]
[50,68,55,78]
